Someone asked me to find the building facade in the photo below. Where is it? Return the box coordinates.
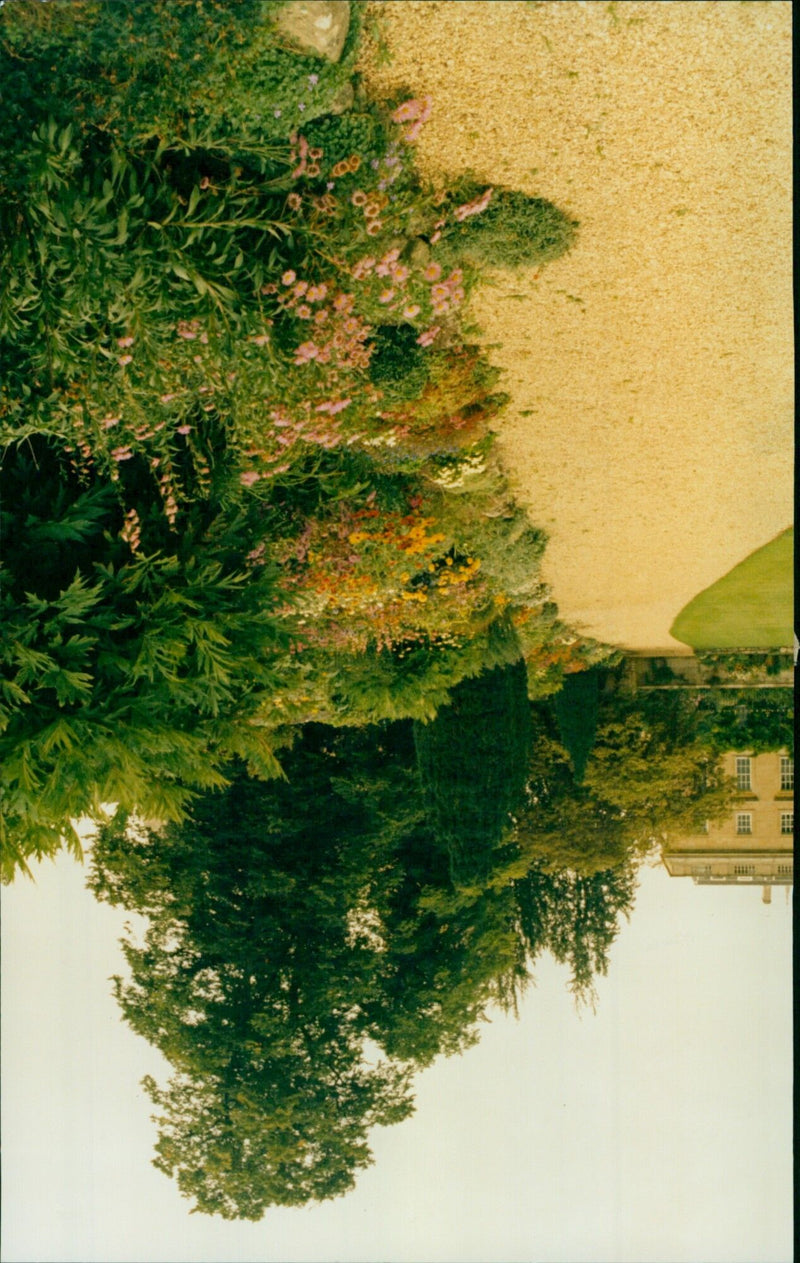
[661,751,794,899]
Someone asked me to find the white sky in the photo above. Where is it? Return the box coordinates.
[1,850,793,1263]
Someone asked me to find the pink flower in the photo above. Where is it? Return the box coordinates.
[160,393,177,403]
[333,293,354,313]
[431,283,449,302]
[176,425,192,435]
[391,97,431,125]
[117,336,134,348]
[101,415,121,429]
[118,354,133,366]
[296,304,313,319]
[392,100,421,123]
[200,176,211,190]
[306,283,328,302]
[315,398,351,415]
[424,262,442,281]
[430,230,442,244]
[294,341,319,364]
[293,281,308,297]
[351,257,375,280]
[111,445,133,461]
[251,333,270,345]
[417,326,440,347]
[391,264,410,285]
[314,309,329,325]
[402,304,421,319]
[454,188,493,222]
[379,289,395,304]
[282,270,297,285]
[240,471,261,487]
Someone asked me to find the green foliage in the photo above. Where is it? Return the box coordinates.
[87,714,639,1214]
[303,107,390,175]
[553,667,600,781]
[414,658,533,886]
[436,182,578,271]
[88,729,524,1214]
[510,690,737,875]
[693,688,794,756]
[514,861,637,1008]
[0,438,288,880]
[0,0,598,892]
[368,322,430,398]
[0,0,361,158]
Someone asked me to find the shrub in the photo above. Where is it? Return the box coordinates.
[0,436,289,880]
[553,668,600,781]
[414,658,533,886]
[368,323,430,398]
[303,108,389,178]
[436,182,578,271]
[0,0,363,158]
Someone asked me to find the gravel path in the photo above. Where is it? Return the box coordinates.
[360,0,793,650]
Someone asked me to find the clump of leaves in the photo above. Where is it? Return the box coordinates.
[437,182,578,271]
[368,323,429,399]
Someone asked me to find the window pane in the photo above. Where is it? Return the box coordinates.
[736,812,752,834]
[780,758,794,791]
[735,757,752,790]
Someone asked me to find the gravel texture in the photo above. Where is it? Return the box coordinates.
[359,0,793,650]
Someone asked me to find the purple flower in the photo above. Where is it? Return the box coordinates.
[326,181,335,190]
[371,159,380,170]
[274,108,282,118]
[308,73,319,86]
[298,103,306,112]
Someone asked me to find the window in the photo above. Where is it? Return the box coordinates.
[778,863,793,876]
[735,757,752,791]
[734,864,755,876]
[780,812,794,835]
[780,757,794,791]
[736,812,752,835]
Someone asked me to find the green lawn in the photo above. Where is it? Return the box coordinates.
[670,528,794,649]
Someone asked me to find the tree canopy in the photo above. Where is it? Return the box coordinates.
[89,705,637,1217]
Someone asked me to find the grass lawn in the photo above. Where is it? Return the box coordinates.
[670,528,794,649]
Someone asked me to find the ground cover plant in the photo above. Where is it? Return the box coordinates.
[670,527,793,649]
[0,0,604,880]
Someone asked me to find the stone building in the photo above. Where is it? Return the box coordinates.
[662,751,794,902]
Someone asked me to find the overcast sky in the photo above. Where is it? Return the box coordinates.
[1,844,793,1263]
